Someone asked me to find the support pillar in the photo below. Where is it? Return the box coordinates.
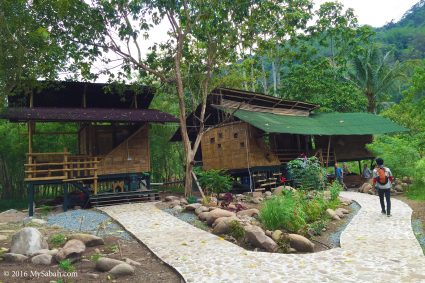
[358,161,362,175]
[27,183,34,217]
[63,183,69,212]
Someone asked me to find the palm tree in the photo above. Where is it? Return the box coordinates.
[347,46,404,113]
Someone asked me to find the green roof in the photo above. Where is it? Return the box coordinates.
[221,108,408,135]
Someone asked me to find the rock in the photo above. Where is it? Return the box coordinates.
[185,203,202,211]
[334,209,345,218]
[323,191,331,200]
[265,230,272,237]
[395,179,402,185]
[30,249,58,256]
[252,197,262,204]
[3,253,28,262]
[359,183,372,194]
[96,257,125,272]
[402,176,409,183]
[326,209,341,221]
[244,225,278,252]
[336,208,349,214]
[195,206,209,215]
[172,205,183,213]
[179,198,188,205]
[109,263,135,277]
[212,216,240,235]
[198,211,210,221]
[271,230,283,242]
[205,209,236,226]
[30,219,47,225]
[0,235,7,241]
[169,199,181,208]
[0,209,18,214]
[252,191,263,198]
[236,208,259,218]
[288,234,314,253]
[339,196,353,205]
[394,184,403,192]
[68,233,104,247]
[55,239,86,261]
[164,196,179,202]
[237,215,255,226]
[401,183,408,189]
[10,227,48,256]
[94,248,101,254]
[209,197,218,204]
[31,254,52,265]
[87,273,99,279]
[124,257,141,266]
[264,191,272,197]
[288,248,297,253]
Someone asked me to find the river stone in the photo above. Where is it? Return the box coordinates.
[124,257,141,266]
[244,225,278,252]
[359,183,372,194]
[0,235,7,241]
[10,227,48,255]
[288,234,314,253]
[326,209,341,221]
[195,206,209,215]
[272,230,283,242]
[55,239,86,261]
[172,205,183,213]
[336,208,349,214]
[338,196,353,205]
[212,216,240,235]
[68,233,104,247]
[164,196,179,202]
[96,257,126,272]
[236,208,259,218]
[31,254,52,265]
[394,185,404,192]
[109,262,135,277]
[186,203,202,211]
[179,198,188,205]
[3,253,28,262]
[206,209,235,225]
[169,199,181,208]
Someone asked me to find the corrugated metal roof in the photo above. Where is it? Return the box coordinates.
[0,107,178,123]
[221,108,408,135]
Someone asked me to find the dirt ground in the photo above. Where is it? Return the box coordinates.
[394,195,425,229]
[0,213,183,283]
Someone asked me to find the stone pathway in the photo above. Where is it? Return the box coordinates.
[99,192,425,283]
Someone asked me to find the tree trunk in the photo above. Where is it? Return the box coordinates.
[272,60,277,96]
[261,60,268,94]
[366,92,376,113]
[0,155,13,199]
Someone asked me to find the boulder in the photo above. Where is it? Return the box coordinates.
[179,198,188,205]
[86,273,99,279]
[336,208,349,214]
[186,203,202,211]
[212,216,240,234]
[96,257,125,272]
[30,249,58,256]
[109,263,135,277]
[395,179,402,185]
[31,254,52,265]
[195,206,209,215]
[334,209,345,219]
[338,196,353,205]
[172,205,183,213]
[264,191,272,197]
[164,196,179,202]
[323,191,331,200]
[251,198,262,204]
[252,191,263,198]
[124,257,141,266]
[3,253,28,262]
[326,209,341,221]
[236,209,259,218]
[265,230,272,237]
[359,183,372,194]
[0,235,7,241]
[68,233,104,247]
[271,230,283,242]
[55,239,86,261]
[169,199,181,208]
[206,209,235,226]
[10,227,48,255]
[244,225,278,252]
[237,215,255,226]
[288,234,314,253]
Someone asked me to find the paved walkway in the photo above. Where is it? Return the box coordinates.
[99,192,425,283]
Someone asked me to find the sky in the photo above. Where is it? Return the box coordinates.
[315,0,419,27]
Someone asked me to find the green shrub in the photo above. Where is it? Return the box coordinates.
[59,259,75,272]
[329,181,342,201]
[49,233,67,248]
[302,194,327,223]
[287,157,327,190]
[308,219,329,236]
[195,169,232,198]
[187,195,198,204]
[228,220,245,240]
[276,235,290,253]
[191,220,209,231]
[259,193,306,233]
[90,253,102,262]
[40,205,52,217]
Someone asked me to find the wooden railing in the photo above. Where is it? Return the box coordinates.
[25,152,100,193]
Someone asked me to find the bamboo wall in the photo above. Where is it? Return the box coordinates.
[201,122,280,170]
[97,125,150,175]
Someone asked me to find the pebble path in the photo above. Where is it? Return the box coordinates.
[99,192,425,283]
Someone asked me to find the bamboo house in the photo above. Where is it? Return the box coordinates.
[0,82,178,215]
[172,88,408,191]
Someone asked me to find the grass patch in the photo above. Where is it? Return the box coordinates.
[59,259,75,272]
[191,220,209,231]
[104,244,119,254]
[228,220,245,240]
[406,183,425,201]
[49,233,67,248]
[90,253,102,262]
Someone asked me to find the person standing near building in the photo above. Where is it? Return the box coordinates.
[335,162,347,191]
[362,163,372,182]
[372,158,393,217]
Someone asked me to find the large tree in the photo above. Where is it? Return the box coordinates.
[25,0,314,196]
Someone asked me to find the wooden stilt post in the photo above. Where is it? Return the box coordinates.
[326,136,331,168]
[28,183,34,217]
[63,183,68,212]
[94,157,98,195]
[358,160,362,175]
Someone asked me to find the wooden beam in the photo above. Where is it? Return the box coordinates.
[326,136,331,168]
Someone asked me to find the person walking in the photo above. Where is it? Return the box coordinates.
[372,158,393,217]
[335,162,347,191]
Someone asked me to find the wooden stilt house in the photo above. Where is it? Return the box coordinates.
[171,88,408,191]
[0,82,178,215]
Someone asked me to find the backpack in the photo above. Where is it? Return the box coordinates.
[376,167,389,185]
